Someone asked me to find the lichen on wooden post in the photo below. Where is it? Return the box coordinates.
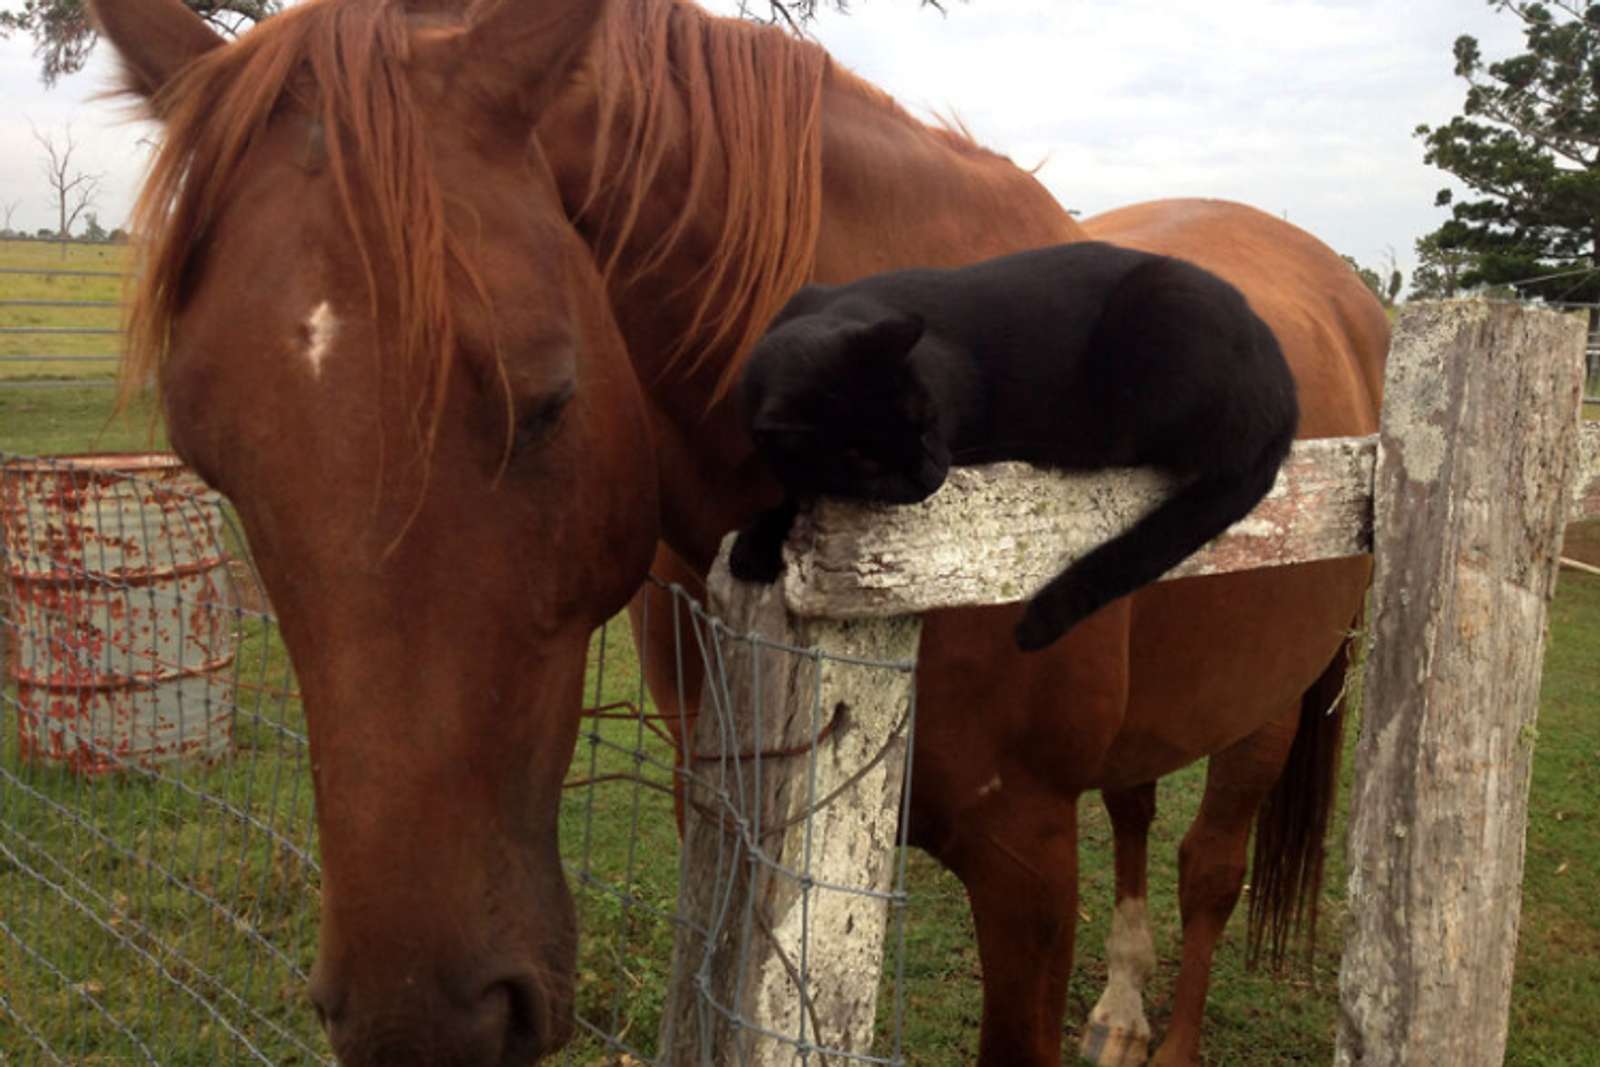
[781,435,1377,619]
[1335,300,1587,1067]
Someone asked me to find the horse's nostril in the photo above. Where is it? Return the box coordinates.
[307,968,559,1065]
[307,972,340,1030]
[487,975,544,1061]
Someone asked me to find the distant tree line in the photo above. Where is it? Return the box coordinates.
[0,221,129,243]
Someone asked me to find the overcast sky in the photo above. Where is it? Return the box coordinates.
[0,0,1528,281]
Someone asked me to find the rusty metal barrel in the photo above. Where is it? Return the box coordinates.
[1,454,236,775]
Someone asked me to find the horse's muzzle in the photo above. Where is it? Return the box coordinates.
[310,965,571,1067]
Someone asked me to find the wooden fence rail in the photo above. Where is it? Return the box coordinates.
[662,299,1599,1066]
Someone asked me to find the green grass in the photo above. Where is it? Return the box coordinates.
[3,389,1598,1066]
[0,239,127,381]
[0,385,165,456]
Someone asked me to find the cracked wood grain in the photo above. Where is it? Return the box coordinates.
[1335,300,1587,1067]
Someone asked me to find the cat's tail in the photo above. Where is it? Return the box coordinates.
[1013,425,1293,651]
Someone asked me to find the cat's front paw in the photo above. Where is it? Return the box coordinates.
[729,529,785,584]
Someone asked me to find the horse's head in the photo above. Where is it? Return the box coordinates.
[89,0,657,1062]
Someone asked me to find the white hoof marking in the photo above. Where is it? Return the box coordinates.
[1084,897,1157,1062]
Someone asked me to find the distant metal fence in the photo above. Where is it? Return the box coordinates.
[0,451,918,1065]
[0,263,122,388]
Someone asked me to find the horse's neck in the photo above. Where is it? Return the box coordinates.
[542,55,1084,572]
[810,76,1086,281]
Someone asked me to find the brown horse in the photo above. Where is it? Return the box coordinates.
[89,1,660,1064]
[92,2,1386,1067]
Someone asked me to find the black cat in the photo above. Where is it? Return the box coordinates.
[729,240,1299,652]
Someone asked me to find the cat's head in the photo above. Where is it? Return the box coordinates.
[742,309,951,504]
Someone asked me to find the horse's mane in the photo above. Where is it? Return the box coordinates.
[580,0,825,392]
[581,0,999,395]
[120,0,474,458]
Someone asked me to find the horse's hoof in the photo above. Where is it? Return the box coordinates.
[1078,1021,1150,1067]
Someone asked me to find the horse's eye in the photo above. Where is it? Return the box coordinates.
[512,381,575,453]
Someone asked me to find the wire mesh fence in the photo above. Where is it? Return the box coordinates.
[1,452,324,1065]
[0,451,919,1066]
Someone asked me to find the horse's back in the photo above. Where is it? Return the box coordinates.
[1074,198,1385,785]
[1082,198,1388,439]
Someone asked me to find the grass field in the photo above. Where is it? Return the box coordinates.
[0,239,127,382]
[3,241,1599,1065]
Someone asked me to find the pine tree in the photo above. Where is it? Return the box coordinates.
[1416,1,1600,307]
[1409,230,1480,299]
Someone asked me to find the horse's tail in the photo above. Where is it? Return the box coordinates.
[1245,622,1358,972]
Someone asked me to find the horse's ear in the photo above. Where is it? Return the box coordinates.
[458,0,609,122]
[86,0,224,103]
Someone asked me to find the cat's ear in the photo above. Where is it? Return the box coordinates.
[857,312,925,361]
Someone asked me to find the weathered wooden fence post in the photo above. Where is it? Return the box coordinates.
[661,553,921,1065]
[1335,301,1588,1067]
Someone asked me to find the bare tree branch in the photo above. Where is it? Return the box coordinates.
[738,0,949,33]
[1493,0,1597,27]
[30,122,103,248]
[1468,86,1599,164]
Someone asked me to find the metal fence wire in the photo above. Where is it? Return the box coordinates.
[0,451,919,1066]
[0,260,123,389]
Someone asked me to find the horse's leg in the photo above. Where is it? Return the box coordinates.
[1080,783,1159,1067]
[911,602,1133,1067]
[1148,710,1298,1067]
[941,792,1082,1067]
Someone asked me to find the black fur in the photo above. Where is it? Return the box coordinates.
[731,241,1299,651]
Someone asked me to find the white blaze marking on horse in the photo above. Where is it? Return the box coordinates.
[303,301,338,378]
[1082,896,1157,1060]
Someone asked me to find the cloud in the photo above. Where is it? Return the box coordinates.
[0,36,155,232]
[762,0,1528,275]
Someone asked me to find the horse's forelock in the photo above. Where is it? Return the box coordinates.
[121,0,483,465]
